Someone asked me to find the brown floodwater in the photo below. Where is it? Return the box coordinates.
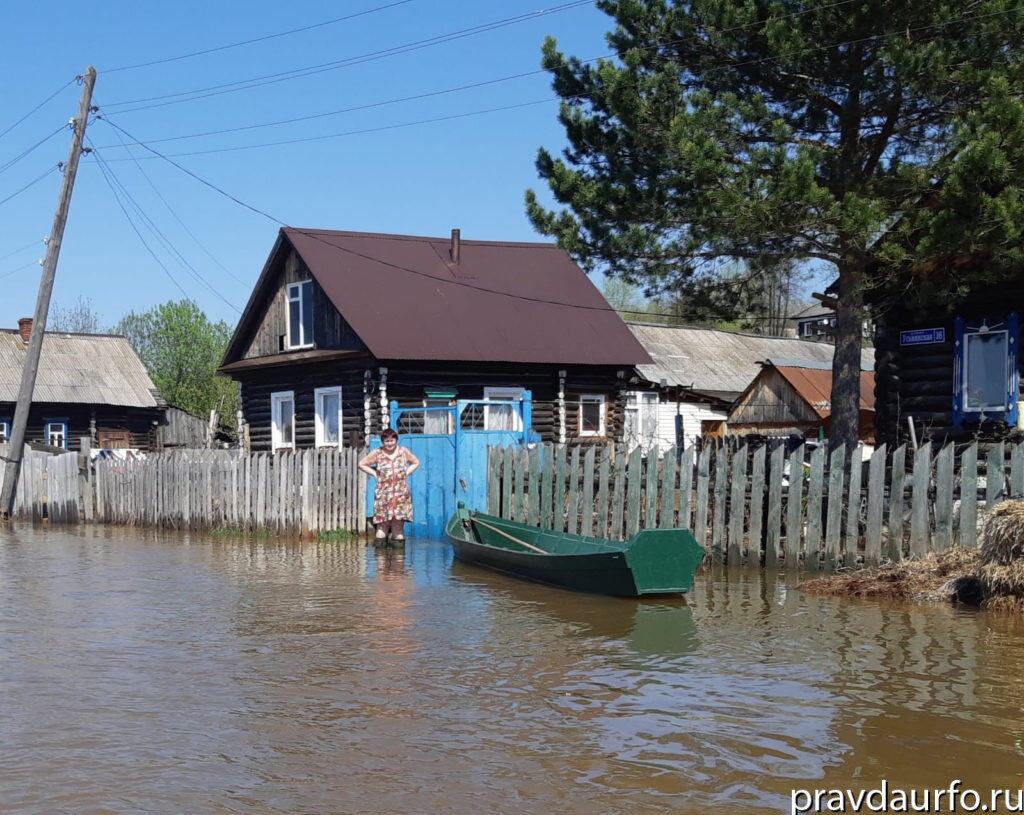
[1,525,1023,814]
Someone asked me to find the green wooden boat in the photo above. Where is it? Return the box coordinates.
[445,505,705,596]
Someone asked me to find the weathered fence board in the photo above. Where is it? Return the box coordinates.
[92,449,367,535]
[486,438,1021,573]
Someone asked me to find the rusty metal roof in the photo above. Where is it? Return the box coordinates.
[269,228,652,366]
[773,363,875,418]
[627,322,874,400]
[0,329,160,407]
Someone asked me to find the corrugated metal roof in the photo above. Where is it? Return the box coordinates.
[627,322,875,399]
[775,365,875,418]
[0,329,159,407]
[273,228,652,366]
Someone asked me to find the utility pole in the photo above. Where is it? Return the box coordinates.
[0,66,96,519]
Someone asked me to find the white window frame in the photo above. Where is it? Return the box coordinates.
[286,281,313,349]
[0,419,9,444]
[579,394,606,437]
[314,386,343,449]
[624,391,658,449]
[45,419,68,450]
[483,386,524,431]
[271,391,296,451]
[963,329,1009,412]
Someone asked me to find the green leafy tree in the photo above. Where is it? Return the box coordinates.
[114,300,237,438]
[527,0,1024,449]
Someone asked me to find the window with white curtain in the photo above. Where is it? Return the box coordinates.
[271,391,295,451]
[314,386,342,448]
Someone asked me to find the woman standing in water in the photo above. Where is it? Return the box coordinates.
[359,429,420,543]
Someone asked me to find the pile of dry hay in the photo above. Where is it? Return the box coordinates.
[800,501,1024,613]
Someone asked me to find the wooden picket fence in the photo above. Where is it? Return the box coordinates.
[486,440,1016,570]
[95,448,369,535]
[0,444,83,523]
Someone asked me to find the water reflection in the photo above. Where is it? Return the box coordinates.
[1,526,1024,813]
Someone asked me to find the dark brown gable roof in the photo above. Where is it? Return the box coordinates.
[275,227,651,365]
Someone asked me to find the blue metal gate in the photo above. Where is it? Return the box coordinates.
[366,393,535,539]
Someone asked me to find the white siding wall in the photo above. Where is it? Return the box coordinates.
[661,401,728,447]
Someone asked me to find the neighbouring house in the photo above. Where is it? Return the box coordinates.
[790,301,837,342]
[0,318,166,451]
[871,271,1024,446]
[726,359,876,442]
[219,227,653,453]
[623,322,876,449]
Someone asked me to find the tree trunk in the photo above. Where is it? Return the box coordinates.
[830,266,865,452]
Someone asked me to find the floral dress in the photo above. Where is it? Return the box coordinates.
[372,447,414,524]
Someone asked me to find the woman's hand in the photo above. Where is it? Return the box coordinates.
[404,448,421,477]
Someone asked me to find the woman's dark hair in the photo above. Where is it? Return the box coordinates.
[380,428,399,442]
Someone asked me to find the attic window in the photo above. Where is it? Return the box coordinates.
[287,281,313,349]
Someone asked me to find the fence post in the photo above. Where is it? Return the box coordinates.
[960,442,978,547]
[804,444,826,571]
[711,446,728,565]
[910,442,932,558]
[824,444,846,571]
[887,445,907,562]
[728,445,746,566]
[784,443,804,569]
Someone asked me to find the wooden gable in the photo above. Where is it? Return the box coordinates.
[729,368,821,426]
[238,244,367,361]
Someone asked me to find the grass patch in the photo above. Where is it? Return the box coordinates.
[315,529,357,543]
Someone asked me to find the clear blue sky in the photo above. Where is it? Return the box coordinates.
[0,0,620,329]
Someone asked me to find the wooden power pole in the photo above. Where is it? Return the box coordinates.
[0,66,96,519]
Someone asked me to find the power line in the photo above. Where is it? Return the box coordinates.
[104,0,417,73]
[93,68,546,148]
[96,119,624,315]
[0,126,68,176]
[0,79,76,142]
[0,238,45,263]
[96,98,553,160]
[87,140,236,309]
[100,1,593,113]
[101,123,250,287]
[0,259,40,282]
[93,3,1016,160]
[0,165,60,209]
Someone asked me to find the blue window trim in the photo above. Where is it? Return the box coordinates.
[953,313,1019,428]
[0,418,10,444]
[43,419,69,450]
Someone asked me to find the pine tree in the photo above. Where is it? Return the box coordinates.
[527,0,1024,449]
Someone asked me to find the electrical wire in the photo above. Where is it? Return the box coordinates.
[0,238,45,263]
[0,126,68,176]
[103,0,417,73]
[92,4,1018,161]
[100,1,593,113]
[87,140,240,310]
[0,79,76,142]
[0,165,60,209]
[0,258,41,282]
[94,69,546,147]
[101,123,250,287]
[96,98,552,160]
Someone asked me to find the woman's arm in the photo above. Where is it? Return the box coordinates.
[404,448,420,476]
[358,449,379,477]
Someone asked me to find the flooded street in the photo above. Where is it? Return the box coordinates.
[2,526,1023,814]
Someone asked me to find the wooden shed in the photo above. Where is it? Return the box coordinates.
[727,359,876,442]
